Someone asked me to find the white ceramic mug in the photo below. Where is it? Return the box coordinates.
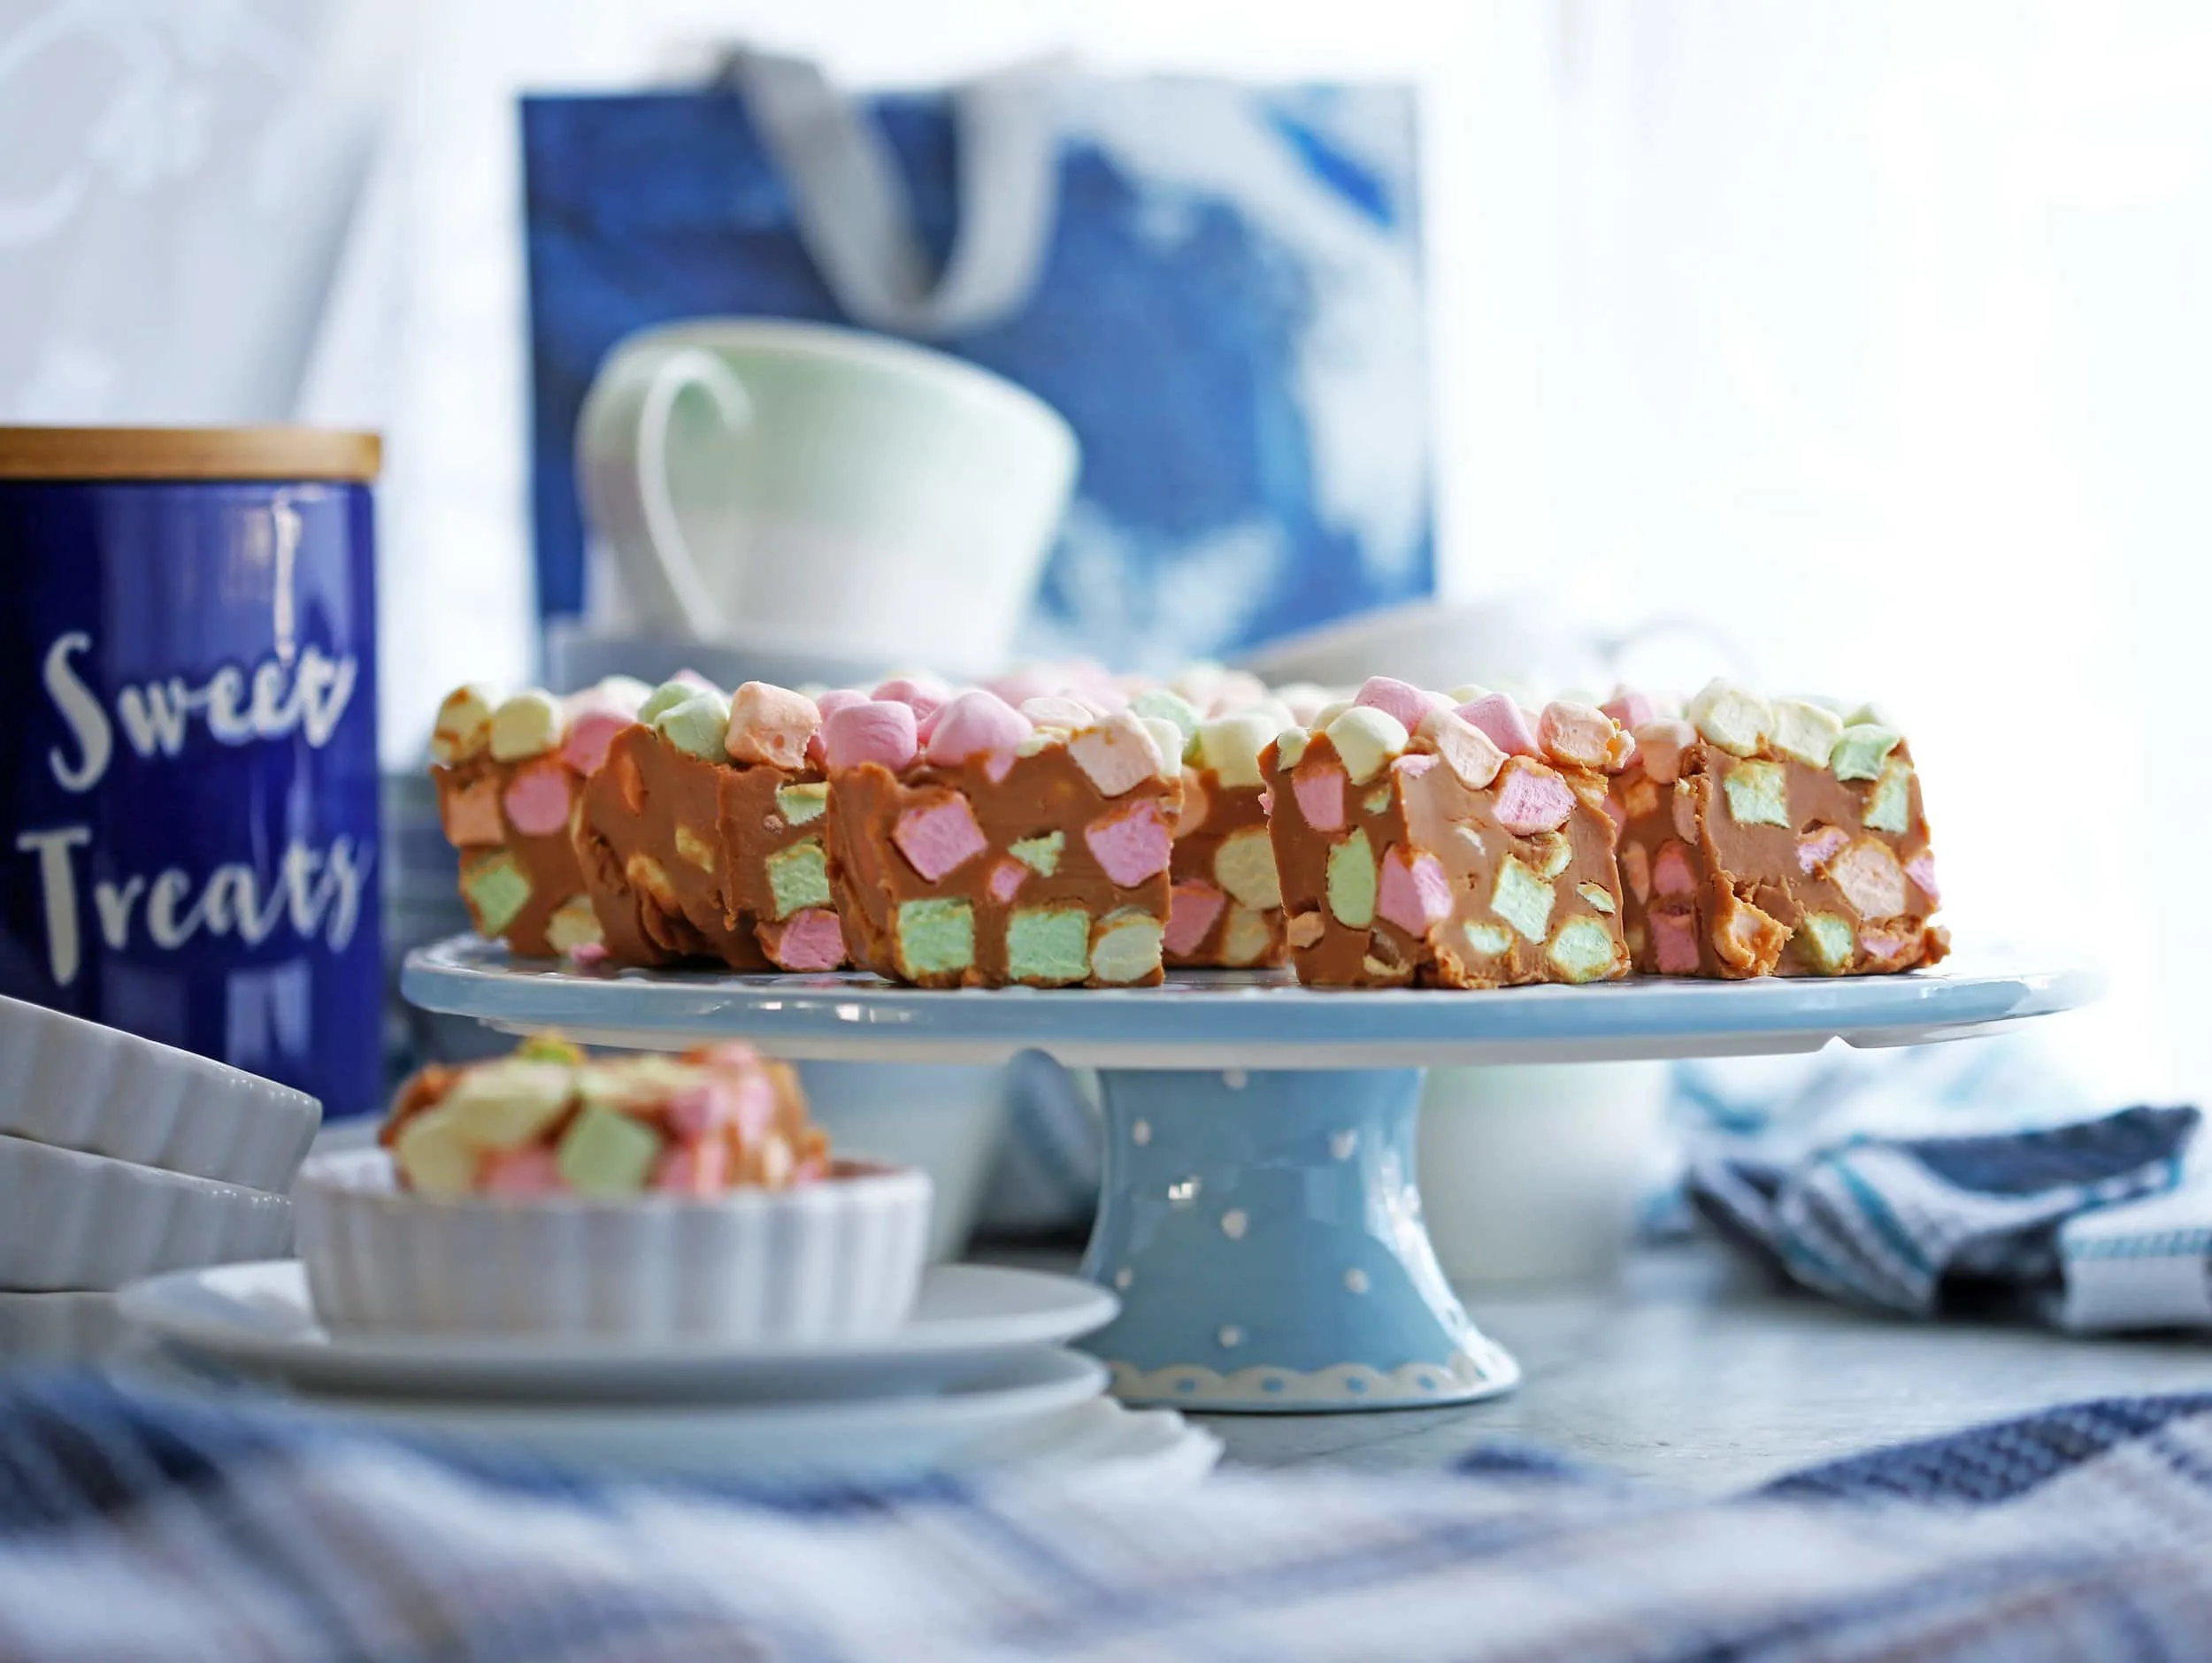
[576,320,1078,673]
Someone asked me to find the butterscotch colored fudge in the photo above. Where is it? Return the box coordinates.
[1264,677,1633,988]
[574,679,849,972]
[1607,681,1947,977]
[822,688,1182,987]
[430,678,645,957]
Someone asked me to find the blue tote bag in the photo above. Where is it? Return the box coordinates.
[522,55,1435,672]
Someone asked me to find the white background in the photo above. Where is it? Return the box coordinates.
[4,0,2209,1100]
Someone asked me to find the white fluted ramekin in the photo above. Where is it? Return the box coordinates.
[0,995,320,1192]
[0,1291,127,1363]
[0,1135,295,1291]
[295,1148,933,1340]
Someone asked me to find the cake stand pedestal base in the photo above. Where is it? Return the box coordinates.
[1078,1068,1520,1412]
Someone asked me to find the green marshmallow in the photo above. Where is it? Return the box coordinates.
[557,1104,663,1195]
[1723,760,1791,828]
[1546,916,1619,984]
[638,679,702,724]
[1830,724,1901,782]
[1800,911,1856,974]
[1326,830,1379,928]
[1090,909,1164,985]
[776,782,828,825]
[1129,688,1201,743]
[654,691,733,762]
[897,899,975,975]
[1363,785,1393,816]
[1464,921,1513,957]
[1007,908,1091,984]
[461,851,531,935]
[1865,759,1914,834]
[1010,832,1064,876]
[1492,856,1555,944]
[764,838,832,919]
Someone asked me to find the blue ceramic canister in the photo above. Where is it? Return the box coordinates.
[0,428,383,1121]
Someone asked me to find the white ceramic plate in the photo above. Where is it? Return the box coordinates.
[120,1259,1118,1402]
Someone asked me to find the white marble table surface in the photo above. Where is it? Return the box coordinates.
[1087,1246,2212,1495]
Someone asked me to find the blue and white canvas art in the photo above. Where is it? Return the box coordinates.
[522,75,1434,672]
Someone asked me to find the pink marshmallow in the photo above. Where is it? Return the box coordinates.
[1653,842,1699,897]
[559,705,633,777]
[983,749,1019,785]
[872,677,948,724]
[1377,846,1453,935]
[1393,753,1438,780]
[652,1137,731,1196]
[570,941,611,969]
[762,908,847,972]
[1067,711,1164,797]
[1859,925,1916,965]
[726,682,822,770]
[1353,676,1433,735]
[665,1080,737,1140]
[1164,881,1226,955]
[1601,687,1657,732]
[1905,850,1939,906]
[480,1146,565,1197]
[893,793,988,882]
[927,690,1035,766]
[502,760,572,837]
[1652,913,1701,974]
[821,700,918,772]
[1293,763,1346,832]
[1456,694,1541,758]
[1085,797,1174,887]
[987,858,1029,904]
[1492,762,1576,835]
[1539,701,1623,771]
[1634,719,1696,786]
[1797,826,1850,876]
[815,688,869,719]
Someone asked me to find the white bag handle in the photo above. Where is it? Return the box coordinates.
[730,50,1068,338]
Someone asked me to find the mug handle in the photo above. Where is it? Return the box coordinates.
[576,343,754,641]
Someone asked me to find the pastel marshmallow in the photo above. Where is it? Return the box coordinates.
[1651,912,1701,974]
[1129,688,1202,743]
[1653,841,1699,897]
[1325,706,1409,786]
[821,700,920,772]
[1415,708,1507,790]
[1351,677,1434,735]
[893,793,988,882]
[987,858,1029,904]
[726,682,823,770]
[1139,717,1189,781]
[1196,713,1280,789]
[1906,849,1939,905]
[1633,719,1697,786]
[1769,698,1845,770]
[927,689,1034,767]
[1377,845,1453,936]
[1539,701,1631,771]
[559,702,634,777]
[1211,825,1281,910]
[1020,694,1096,731]
[480,1146,566,1198]
[1601,687,1657,732]
[761,908,847,972]
[432,684,496,764]
[638,679,705,724]
[653,691,733,762]
[1492,761,1577,835]
[1068,711,1165,798]
[1292,762,1347,832]
[1164,882,1226,956]
[489,690,563,762]
[1831,724,1902,783]
[501,759,573,837]
[1686,680,1770,758]
[872,677,949,724]
[1455,694,1541,759]
[1797,825,1850,875]
[1085,798,1174,887]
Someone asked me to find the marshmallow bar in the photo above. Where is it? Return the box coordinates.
[1608,682,1948,977]
[429,679,644,957]
[1264,679,1632,988]
[381,1033,826,1197]
[573,678,849,972]
[824,685,1180,987]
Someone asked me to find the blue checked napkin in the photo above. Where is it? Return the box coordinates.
[1688,1103,2212,1329]
[4,1378,2212,1659]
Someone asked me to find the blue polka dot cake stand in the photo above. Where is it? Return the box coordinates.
[403,939,2100,1413]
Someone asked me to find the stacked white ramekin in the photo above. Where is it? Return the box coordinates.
[0,996,317,1364]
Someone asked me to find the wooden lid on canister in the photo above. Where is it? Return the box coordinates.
[0,427,381,483]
